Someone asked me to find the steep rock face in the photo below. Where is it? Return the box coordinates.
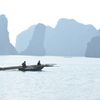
[85,36,100,57]
[16,18,99,56]
[15,25,35,52]
[45,18,98,56]
[0,15,17,55]
[21,23,46,55]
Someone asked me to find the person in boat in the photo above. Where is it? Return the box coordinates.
[37,60,41,65]
[22,61,26,69]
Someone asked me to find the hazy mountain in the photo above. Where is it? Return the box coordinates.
[16,18,99,56]
[0,15,17,55]
[21,23,46,55]
[45,18,98,56]
[85,35,100,57]
[16,25,35,52]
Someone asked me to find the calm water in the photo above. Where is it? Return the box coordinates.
[0,56,100,100]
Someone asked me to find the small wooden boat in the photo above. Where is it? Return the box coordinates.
[18,65,45,71]
[0,64,56,72]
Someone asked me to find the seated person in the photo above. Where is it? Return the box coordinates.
[37,60,41,65]
[22,61,26,68]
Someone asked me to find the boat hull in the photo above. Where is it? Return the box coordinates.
[18,65,44,71]
[0,64,55,72]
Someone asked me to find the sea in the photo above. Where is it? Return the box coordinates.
[0,55,100,100]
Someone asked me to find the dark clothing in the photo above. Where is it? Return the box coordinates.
[22,61,26,68]
[37,60,41,65]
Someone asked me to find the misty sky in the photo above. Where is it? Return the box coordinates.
[0,0,100,45]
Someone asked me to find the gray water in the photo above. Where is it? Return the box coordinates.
[0,56,100,100]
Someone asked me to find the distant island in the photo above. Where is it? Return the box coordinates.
[0,15,17,55]
[0,15,100,57]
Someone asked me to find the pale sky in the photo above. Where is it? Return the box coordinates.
[0,0,100,46]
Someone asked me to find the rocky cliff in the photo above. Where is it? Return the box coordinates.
[16,18,99,56]
[21,23,46,55]
[85,36,100,57]
[0,15,17,55]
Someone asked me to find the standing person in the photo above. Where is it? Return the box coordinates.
[22,61,26,68]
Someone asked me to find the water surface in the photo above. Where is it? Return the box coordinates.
[0,56,100,100]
